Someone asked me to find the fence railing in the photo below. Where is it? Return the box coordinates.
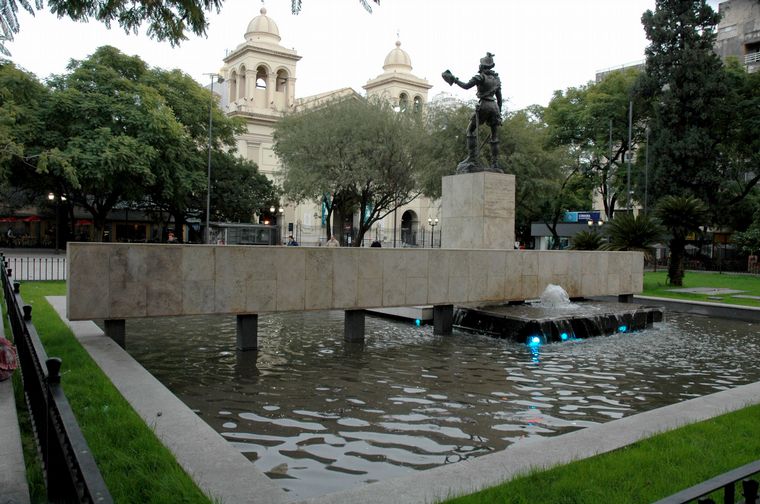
[3,256,67,281]
[1,254,112,503]
[653,459,760,504]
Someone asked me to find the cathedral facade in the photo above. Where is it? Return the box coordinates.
[218,7,438,246]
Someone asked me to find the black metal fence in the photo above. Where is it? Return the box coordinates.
[653,459,760,504]
[3,256,67,281]
[1,255,112,503]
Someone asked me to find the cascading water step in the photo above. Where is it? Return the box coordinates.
[453,284,664,344]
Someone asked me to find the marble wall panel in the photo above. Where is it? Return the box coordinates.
[182,246,215,282]
[67,245,111,320]
[275,249,305,311]
[67,244,645,320]
[305,249,334,310]
[382,252,406,306]
[333,249,359,308]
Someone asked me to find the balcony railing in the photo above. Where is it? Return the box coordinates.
[746,52,760,64]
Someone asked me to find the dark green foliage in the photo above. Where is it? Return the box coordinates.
[569,230,604,251]
[655,194,707,286]
[445,402,760,504]
[544,69,645,220]
[13,282,211,503]
[640,0,734,219]
[602,213,664,262]
[274,97,428,245]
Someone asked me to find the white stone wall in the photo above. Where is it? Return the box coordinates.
[67,243,643,321]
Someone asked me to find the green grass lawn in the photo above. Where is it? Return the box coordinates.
[443,402,760,504]
[4,281,213,504]
[642,271,760,308]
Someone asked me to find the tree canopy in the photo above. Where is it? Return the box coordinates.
[545,68,645,220]
[3,45,275,240]
[274,96,428,245]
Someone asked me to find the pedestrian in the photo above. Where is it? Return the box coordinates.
[370,239,381,247]
[287,235,299,246]
[326,235,340,247]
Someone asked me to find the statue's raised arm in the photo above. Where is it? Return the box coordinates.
[441,52,503,174]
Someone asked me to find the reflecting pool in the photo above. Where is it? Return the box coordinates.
[123,311,759,499]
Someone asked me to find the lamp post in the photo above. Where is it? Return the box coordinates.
[47,192,66,253]
[587,218,604,233]
[626,100,633,212]
[427,217,438,248]
[270,205,284,243]
[205,73,224,244]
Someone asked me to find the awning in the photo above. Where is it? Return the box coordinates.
[75,219,93,226]
[0,217,17,223]
[22,216,41,222]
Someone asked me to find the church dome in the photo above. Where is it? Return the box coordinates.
[382,40,412,72]
[245,7,281,44]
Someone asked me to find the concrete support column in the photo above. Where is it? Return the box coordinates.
[236,314,259,351]
[344,310,365,342]
[618,294,633,303]
[104,319,126,348]
[433,304,454,335]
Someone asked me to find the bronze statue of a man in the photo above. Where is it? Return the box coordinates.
[442,52,503,174]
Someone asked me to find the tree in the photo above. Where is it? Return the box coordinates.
[640,0,727,212]
[274,97,428,246]
[656,195,707,286]
[0,61,49,183]
[500,107,577,244]
[140,67,246,240]
[2,0,381,55]
[545,69,645,220]
[536,167,593,249]
[601,213,664,263]
[208,152,279,223]
[570,230,603,251]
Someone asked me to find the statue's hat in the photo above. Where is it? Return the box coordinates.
[480,52,495,69]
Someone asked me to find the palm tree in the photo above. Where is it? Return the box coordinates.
[601,213,664,263]
[570,229,604,250]
[655,195,707,286]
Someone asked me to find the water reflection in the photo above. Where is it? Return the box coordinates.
[123,311,759,499]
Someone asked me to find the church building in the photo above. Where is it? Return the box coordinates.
[217,7,437,246]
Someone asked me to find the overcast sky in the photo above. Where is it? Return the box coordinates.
[9,0,723,111]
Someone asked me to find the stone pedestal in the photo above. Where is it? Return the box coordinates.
[441,172,515,250]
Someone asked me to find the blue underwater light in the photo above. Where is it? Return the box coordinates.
[618,325,628,333]
[560,332,569,341]
[415,319,421,327]
[527,336,542,347]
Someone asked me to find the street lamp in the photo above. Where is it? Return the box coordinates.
[270,205,284,243]
[587,219,604,232]
[48,192,66,253]
[427,217,438,248]
[205,72,225,244]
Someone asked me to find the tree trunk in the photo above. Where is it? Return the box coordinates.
[668,238,686,286]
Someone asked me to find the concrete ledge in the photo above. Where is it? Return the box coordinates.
[298,380,760,504]
[48,296,287,504]
[634,295,760,322]
[66,243,644,321]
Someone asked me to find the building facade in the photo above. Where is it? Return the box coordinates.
[716,0,760,72]
[218,8,440,247]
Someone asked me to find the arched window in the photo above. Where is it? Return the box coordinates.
[256,66,268,89]
[238,66,246,99]
[276,69,288,92]
[413,95,423,113]
[399,93,409,112]
[229,71,238,102]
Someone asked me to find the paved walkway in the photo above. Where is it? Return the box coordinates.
[0,309,30,504]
